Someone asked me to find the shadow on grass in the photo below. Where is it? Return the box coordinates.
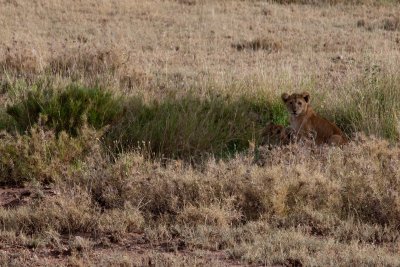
[3,83,288,160]
[105,94,288,160]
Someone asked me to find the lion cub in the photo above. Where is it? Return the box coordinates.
[261,123,291,146]
[281,92,347,145]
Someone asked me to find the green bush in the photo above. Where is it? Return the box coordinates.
[7,84,123,136]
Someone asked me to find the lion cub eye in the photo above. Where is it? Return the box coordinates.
[297,101,302,105]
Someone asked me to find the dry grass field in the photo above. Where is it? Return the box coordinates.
[1,0,400,266]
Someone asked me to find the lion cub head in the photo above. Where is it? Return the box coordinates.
[281,92,310,117]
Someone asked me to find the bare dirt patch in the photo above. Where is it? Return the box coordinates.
[1,231,245,267]
[0,187,58,208]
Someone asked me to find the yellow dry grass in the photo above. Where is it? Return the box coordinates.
[1,0,400,95]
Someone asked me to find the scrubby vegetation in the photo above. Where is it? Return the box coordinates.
[0,74,399,265]
[1,0,400,266]
[3,73,399,162]
[0,123,400,266]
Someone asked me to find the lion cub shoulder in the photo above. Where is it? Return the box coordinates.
[281,92,347,145]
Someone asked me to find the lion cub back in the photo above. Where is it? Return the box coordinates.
[309,115,347,145]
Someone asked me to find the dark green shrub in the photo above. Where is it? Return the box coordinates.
[0,110,16,131]
[7,84,123,136]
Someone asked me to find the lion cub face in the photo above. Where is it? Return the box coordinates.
[281,92,310,117]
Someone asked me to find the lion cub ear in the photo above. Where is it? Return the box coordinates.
[302,92,310,103]
[281,93,290,102]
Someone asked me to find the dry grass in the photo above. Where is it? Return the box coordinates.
[1,127,400,265]
[272,0,399,4]
[1,0,400,265]
[1,0,400,95]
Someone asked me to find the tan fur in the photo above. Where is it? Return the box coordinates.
[281,92,348,146]
[261,123,292,146]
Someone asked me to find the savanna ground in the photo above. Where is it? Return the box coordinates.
[1,0,400,266]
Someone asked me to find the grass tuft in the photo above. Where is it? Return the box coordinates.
[232,38,282,52]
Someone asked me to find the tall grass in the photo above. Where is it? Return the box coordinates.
[3,81,289,159]
[106,93,287,159]
[3,73,400,161]
[322,74,400,141]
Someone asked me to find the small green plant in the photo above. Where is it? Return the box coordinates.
[0,109,16,131]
